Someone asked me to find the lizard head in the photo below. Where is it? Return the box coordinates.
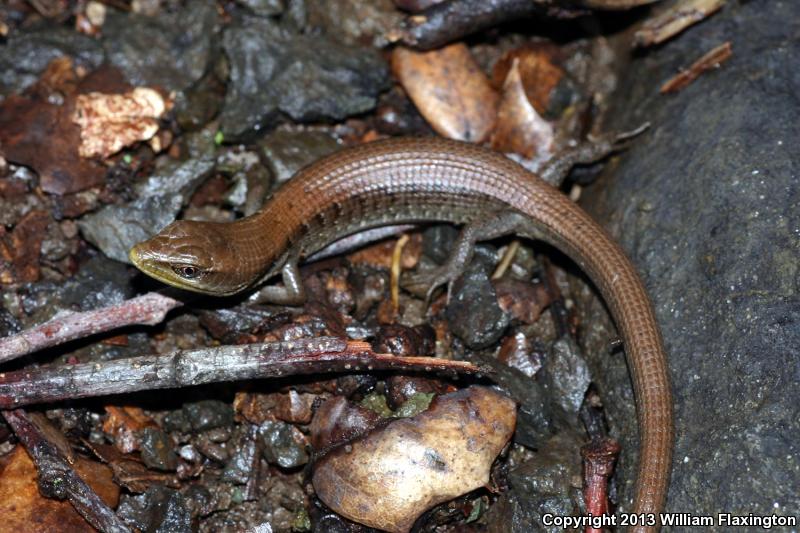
[129,220,253,296]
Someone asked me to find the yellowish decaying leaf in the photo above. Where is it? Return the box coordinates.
[72,87,168,159]
[312,386,516,533]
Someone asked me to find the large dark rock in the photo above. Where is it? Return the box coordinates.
[103,1,218,92]
[579,1,800,521]
[0,27,104,97]
[220,15,389,139]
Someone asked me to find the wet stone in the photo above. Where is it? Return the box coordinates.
[373,323,435,357]
[485,432,583,533]
[195,439,229,463]
[540,337,591,415]
[258,420,309,469]
[446,255,510,350]
[220,15,389,139]
[257,129,340,184]
[162,409,192,434]
[221,430,258,484]
[385,375,445,410]
[421,224,459,264]
[184,400,234,432]
[77,193,183,264]
[472,352,554,449]
[117,485,193,533]
[133,156,216,201]
[237,0,285,16]
[103,0,218,92]
[305,0,403,48]
[20,255,133,322]
[139,427,179,471]
[0,26,104,96]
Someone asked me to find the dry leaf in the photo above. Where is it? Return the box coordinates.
[491,58,555,159]
[103,405,157,454]
[491,44,566,116]
[0,446,118,532]
[73,87,167,159]
[0,58,131,195]
[312,386,516,533]
[392,44,498,143]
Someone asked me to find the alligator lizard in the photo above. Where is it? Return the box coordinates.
[129,136,673,531]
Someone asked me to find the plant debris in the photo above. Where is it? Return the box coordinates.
[312,386,516,533]
[634,0,726,47]
[72,87,169,159]
[660,41,732,93]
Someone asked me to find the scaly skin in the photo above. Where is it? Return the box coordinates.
[130,137,673,531]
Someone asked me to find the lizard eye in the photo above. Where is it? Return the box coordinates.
[172,264,203,280]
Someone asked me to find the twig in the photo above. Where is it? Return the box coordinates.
[581,436,622,533]
[2,409,131,533]
[391,234,411,312]
[0,292,182,364]
[491,239,520,280]
[660,42,732,94]
[634,0,725,48]
[0,337,486,408]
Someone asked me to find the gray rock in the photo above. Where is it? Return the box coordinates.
[103,1,218,91]
[540,337,591,416]
[259,420,309,469]
[134,157,216,200]
[78,193,183,264]
[117,485,192,533]
[80,152,215,264]
[446,254,510,350]
[485,432,583,533]
[0,26,104,96]
[578,0,800,520]
[184,400,234,432]
[237,0,285,16]
[220,15,389,139]
[257,129,340,183]
[305,0,403,47]
[139,427,179,471]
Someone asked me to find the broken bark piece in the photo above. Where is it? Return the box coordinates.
[392,44,498,143]
[398,0,549,51]
[660,41,732,94]
[312,386,516,533]
[72,87,168,159]
[0,210,50,284]
[581,436,622,532]
[0,58,131,195]
[634,0,726,48]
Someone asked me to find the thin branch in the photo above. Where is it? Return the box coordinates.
[0,337,487,408]
[3,409,131,533]
[0,292,182,364]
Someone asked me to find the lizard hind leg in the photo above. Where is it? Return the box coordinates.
[539,124,650,186]
[402,211,531,306]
